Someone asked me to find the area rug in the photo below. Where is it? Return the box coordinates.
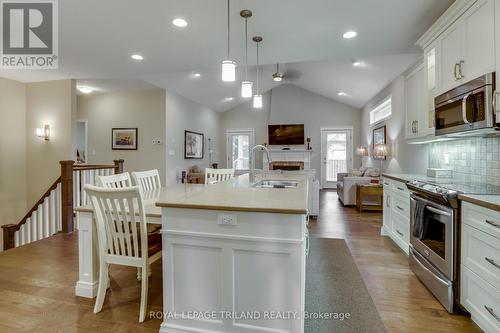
[305,238,387,333]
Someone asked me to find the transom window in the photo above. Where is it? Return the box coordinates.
[370,96,392,125]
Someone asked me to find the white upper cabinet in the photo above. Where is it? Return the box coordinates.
[436,0,495,96]
[438,21,463,94]
[405,62,425,139]
[462,0,495,81]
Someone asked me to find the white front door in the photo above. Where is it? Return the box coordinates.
[320,128,353,189]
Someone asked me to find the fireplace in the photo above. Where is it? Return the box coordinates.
[270,161,304,171]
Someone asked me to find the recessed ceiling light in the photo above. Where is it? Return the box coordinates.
[77,86,94,94]
[352,60,362,67]
[225,97,234,101]
[131,54,144,60]
[337,91,348,97]
[172,18,188,27]
[193,72,201,78]
[343,31,357,39]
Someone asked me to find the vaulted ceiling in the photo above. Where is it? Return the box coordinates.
[0,0,453,111]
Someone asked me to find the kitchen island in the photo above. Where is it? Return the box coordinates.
[156,173,309,333]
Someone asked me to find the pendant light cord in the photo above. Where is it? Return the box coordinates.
[256,41,260,93]
[227,0,230,59]
[245,18,248,80]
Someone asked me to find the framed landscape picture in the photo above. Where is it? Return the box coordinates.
[372,125,386,147]
[112,128,138,150]
[184,130,204,159]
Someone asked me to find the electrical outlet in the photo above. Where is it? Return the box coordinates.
[217,214,237,226]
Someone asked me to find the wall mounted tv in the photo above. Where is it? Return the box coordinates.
[268,124,305,145]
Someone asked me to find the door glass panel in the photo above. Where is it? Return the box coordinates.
[230,134,250,170]
[326,133,347,182]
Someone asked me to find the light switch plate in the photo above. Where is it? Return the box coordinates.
[217,214,237,226]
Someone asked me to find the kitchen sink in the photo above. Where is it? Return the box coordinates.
[252,179,298,189]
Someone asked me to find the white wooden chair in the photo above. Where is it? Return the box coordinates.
[131,169,161,192]
[205,168,235,184]
[85,185,162,322]
[96,172,132,188]
[96,171,154,279]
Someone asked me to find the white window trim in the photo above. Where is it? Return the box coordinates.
[369,95,392,127]
[226,128,255,171]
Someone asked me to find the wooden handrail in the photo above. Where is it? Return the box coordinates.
[2,177,61,250]
[2,158,125,251]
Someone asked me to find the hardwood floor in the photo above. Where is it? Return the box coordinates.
[311,190,481,333]
[0,190,482,333]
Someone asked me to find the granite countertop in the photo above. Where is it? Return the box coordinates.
[155,173,308,214]
[458,194,500,212]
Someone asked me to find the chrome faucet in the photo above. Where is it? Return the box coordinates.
[249,144,272,184]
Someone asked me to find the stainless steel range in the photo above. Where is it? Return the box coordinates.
[406,180,500,313]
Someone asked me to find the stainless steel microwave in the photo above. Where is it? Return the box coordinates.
[435,73,496,136]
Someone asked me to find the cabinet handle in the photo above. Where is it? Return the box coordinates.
[396,230,404,237]
[484,305,500,322]
[485,257,500,270]
[485,220,500,228]
[415,120,418,133]
[458,60,465,79]
[454,63,460,80]
[397,187,405,192]
[493,90,499,113]
[396,205,404,211]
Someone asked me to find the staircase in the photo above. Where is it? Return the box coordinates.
[1,159,124,251]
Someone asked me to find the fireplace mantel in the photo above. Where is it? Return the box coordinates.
[263,149,313,171]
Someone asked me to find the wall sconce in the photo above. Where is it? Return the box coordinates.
[36,124,50,141]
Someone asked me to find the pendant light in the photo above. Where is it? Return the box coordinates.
[253,36,263,109]
[221,0,236,82]
[272,63,283,82]
[240,10,253,97]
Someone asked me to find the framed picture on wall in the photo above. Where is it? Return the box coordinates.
[184,130,204,159]
[112,128,138,150]
[372,125,386,147]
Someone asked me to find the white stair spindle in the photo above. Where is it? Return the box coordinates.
[75,170,81,208]
[26,217,31,243]
[44,197,50,237]
[50,189,56,235]
[32,212,38,242]
[57,183,62,232]
[20,224,25,246]
[38,205,43,240]
[14,230,19,247]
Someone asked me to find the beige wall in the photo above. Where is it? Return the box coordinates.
[77,89,167,184]
[0,78,27,248]
[25,80,76,206]
[165,91,220,186]
[220,84,362,173]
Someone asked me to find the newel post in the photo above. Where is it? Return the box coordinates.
[114,159,124,174]
[2,224,17,250]
[60,160,75,233]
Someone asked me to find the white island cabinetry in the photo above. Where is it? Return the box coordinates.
[156,174,309,333]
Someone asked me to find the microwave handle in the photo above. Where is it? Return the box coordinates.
[462,93,471,124]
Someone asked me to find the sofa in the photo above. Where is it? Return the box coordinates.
[336,167,381,206]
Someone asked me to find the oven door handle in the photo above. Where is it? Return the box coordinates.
[412,249,451,287]
[426,206,452,217]
[462,93,472,124]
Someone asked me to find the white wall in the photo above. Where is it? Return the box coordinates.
[165,91,221,186]
[220,84,362,174]
[360,76,428,174]
[77,89,166,184]
[0,77,27,250]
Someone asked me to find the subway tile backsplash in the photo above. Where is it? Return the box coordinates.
[429,137,500,184]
